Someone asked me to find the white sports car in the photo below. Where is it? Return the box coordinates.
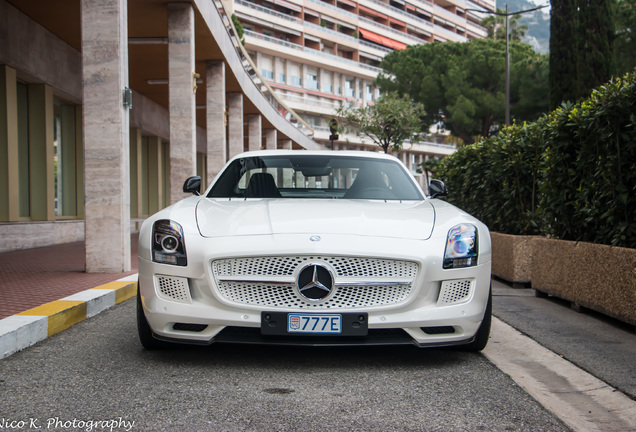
[137,150,492,351]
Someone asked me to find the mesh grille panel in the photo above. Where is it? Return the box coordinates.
[213,256,418,278]
[217,282,412,309]
[156,275,191,303]
[437,279,472,306]
[213,256,418,309]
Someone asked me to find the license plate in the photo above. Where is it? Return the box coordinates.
[261,312,367,336]
[288,314,342,334]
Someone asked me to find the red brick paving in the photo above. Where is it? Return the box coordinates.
[0,235,139,319]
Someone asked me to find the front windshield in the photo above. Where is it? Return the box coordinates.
[208,155,424,200]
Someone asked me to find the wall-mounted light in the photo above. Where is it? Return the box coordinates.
[192,70,200,94]
[123,87,133,109]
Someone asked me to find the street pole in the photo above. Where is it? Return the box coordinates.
[465,3,548,128]
[505,3,510,126]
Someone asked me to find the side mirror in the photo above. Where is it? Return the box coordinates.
[428,179,448,199]
[183,176,201,196]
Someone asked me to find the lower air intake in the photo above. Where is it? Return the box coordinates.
[156,275,192,303]
[421,326,456,335]
[437,279,473,306]
[173,323,208,332]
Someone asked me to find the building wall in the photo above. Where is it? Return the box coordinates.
[0,1,175,252]
[236,0,495,182]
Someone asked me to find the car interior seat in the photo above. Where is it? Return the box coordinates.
[245,172,282,198]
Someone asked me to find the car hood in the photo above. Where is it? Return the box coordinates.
[195,199,435,240]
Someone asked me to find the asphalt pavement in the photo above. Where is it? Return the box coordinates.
[1,239,636,430]
[491,279,636,401]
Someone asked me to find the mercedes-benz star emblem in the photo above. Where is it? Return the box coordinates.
[297,264,333,301]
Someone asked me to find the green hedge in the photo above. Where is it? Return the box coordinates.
[437,72,635,249]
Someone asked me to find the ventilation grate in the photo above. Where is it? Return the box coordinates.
[213,256,418,279]
[437,279,473,306]
[212,256,418,309]
[156,275,192,303]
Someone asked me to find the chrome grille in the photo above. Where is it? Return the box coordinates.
[212,256,418,309]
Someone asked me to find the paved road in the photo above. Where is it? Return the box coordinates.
[492,280,636,400]
[0,299,569,432]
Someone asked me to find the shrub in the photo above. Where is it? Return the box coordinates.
[540,73,636,247]
[437,71,635,248]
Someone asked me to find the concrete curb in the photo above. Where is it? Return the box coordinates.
[0,275,138,360]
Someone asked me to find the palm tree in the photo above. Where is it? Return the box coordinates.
[482,9,528,42]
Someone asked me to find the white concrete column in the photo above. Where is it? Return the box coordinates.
[168,2,196,204]
[81,0,130,272]
[227,92,244,157]
[280,139,292,150]
[206,60,226,181]
[248,114,262,151]
[264,129,277,150]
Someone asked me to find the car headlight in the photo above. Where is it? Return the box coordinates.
[443,224,477,269]
[152,219,187,266]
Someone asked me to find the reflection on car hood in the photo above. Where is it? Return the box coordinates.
[196,199,435,240]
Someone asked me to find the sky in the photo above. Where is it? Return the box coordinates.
[527,0,551,11]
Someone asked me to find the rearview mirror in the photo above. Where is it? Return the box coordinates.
[429,179,448,199]
[183,176,201,196]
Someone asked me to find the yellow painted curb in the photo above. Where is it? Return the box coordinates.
[92,280,138,304]
[18,300,87,337]
[14,280,138,339]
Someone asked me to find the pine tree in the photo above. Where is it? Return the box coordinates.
[549,0,579,109]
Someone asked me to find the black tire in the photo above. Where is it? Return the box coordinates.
[461,287,492,352]
[137,285,171,350]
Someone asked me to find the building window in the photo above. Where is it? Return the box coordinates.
[366,84,374,102]
[289,63,302,87]
[53,98,80,218]
[16,82,30,217]
[259,55,274,80]
[261,69,274,79]
[345,78,354,98]
[306,67,318,90]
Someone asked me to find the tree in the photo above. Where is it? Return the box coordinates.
[549,0,616,109]
[335,93,426,154]
[576,0,615,100]
[482,8,529,41]
[613,0,636,76]
[549,0,578,109]
[377,39,549,144]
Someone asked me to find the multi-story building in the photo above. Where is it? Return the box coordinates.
[232,0,496,173]
[0,0,493,269]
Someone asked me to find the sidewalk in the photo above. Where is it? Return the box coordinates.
[0,235,139,319]
[0,235,139,358]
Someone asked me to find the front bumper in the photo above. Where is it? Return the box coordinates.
[138,248,491,348]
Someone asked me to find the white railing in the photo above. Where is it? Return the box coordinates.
[244,30,384,75]
[211,0,315,137]
[358,16,428,45]
[362,0,434,29]
[235,0,303,25]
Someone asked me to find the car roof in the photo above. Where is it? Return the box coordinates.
[229,150,400,162]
